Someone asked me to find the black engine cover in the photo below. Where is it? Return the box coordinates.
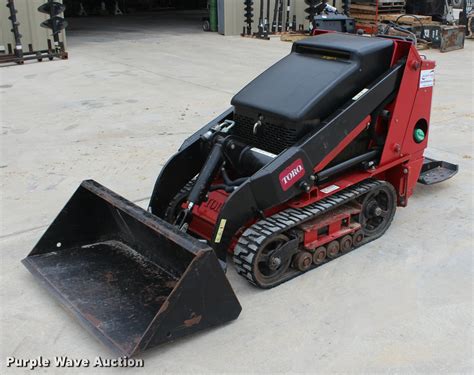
[231,33,394,150]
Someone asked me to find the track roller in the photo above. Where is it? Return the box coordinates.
[340,235,353,254]
[313,246,327,265]
[293,251,313,272]
[327,240,340,259]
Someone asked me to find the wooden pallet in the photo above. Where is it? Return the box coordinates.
[379,1,405,5]
[378,13,432,24]
[351,12,381,21]
[352,1,405,7]
[370,13,441,26]
[350,4,405,14]
[351,0,406,7]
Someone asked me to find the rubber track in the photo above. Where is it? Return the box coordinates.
[164,179,195,223]
[233,179,385,288]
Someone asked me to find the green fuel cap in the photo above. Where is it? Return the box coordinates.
[414,128,425,143]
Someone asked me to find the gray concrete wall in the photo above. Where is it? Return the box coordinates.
[0,0,66,53]
[223,0,344,36]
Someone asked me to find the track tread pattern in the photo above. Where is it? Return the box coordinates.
[233,179,384,288]
[164,179,195,223]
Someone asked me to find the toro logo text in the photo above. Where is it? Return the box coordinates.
[279,159,306,192]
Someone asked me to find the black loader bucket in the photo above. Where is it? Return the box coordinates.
[22,180,241,357]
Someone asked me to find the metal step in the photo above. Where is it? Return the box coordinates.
[418,157,458,185]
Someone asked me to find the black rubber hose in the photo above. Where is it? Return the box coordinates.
[382,22,417,45]
[394,14,425,42]
[221,168,248,187]
[395,14,425,30]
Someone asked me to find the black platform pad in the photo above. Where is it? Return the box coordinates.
[418,157,459,185]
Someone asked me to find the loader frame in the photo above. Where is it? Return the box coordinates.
[150,36,433,265]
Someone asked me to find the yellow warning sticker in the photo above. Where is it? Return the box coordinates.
[214,219,227,244]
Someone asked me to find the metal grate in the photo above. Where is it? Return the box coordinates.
[232,114,299,155]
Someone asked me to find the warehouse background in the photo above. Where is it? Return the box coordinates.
[0,0,346,54]
[223,0,345,35]
[0,0,66,54]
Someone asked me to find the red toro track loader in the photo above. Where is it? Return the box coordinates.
[22,32,458,357]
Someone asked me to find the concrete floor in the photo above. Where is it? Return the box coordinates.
[1,14,473,374]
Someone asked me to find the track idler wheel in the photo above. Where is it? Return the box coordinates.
[293,251,313,272]
[252,234,293,288]
[359,182,397,239]
[339,235,353,254]
[327,240,340,259]
[313,246,327,265]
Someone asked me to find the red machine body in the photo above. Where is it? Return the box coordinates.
[188,36,435,251]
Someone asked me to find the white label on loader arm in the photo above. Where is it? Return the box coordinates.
[251,147,277,159]
[420,69,435,88]
[215,219,227,244]
[321,185,340,194]
[352,88,369,101]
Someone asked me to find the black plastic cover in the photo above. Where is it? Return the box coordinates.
[231,33,394,126]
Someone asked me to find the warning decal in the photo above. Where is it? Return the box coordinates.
[214,219,227,244]
[420,69,435,88]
